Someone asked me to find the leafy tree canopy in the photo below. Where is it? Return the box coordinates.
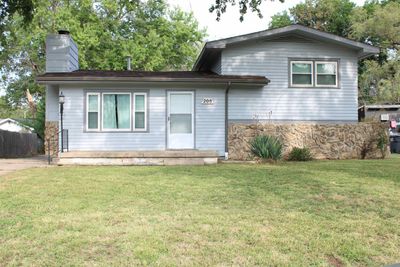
[0,0,34,25]
[268,11,291,29]
[351,1,400,104]
[1,0,206,106]
[0,96,27,118]
[269,0,356,37]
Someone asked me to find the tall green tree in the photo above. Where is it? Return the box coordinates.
[351,1,400,104]
[0,0,205,106]
[269,0,356,37]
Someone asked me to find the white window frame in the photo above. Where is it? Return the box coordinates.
[290,61,314,87]
[101,92,132,132]
[86,93,100,131]
[315,61,338,88]
[133,92,147,131]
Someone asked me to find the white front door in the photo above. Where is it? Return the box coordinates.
[167,91,194,149]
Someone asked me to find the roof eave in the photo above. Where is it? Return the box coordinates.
[358,47,380,59]
[36,76,269,86]
[195,25,381,64]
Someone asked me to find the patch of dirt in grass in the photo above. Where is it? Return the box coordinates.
[327,255,344,267]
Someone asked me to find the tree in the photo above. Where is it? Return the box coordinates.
[268,11,291,29]
[0,0,206,106]
[351,1,400,50]
[268,0,356,37]
[0,0,34,25]
[0,0,34,44]
[351,1,400,104]
[0,96,27,118]
[210,0,284,22]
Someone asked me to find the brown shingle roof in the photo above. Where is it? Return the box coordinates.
[36,70,269,85]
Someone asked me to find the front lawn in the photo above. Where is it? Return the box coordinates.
[1,158,400,266]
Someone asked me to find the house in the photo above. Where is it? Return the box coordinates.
[0,118,34,133]
[36,25,379,165]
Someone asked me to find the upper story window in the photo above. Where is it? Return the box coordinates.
[85,92,147,132]
[291,61,313,87]
[316,61,337,87]
[290,60,338,88]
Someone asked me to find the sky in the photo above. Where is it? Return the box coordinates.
[167,0,367,41]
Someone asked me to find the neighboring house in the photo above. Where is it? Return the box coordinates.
[0,118,34,133]
[36,25,379,164]
[358,104,400,122]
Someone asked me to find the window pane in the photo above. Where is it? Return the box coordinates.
[317,75,336,85]
[292,63,312,73]
[135,112,145,129]
[88,112,98,129]
[317,63,336,74]
[292,74,312,85]
[170,114,192,134]
[170,94,192,114]
[88,95,98,112]
[135,95,145,111]
[103,94,130,129]
[117,94,130,129]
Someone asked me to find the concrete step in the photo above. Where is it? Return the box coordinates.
[57,150,219,166]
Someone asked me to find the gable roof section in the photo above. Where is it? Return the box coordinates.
[36,70,269,85]
[193,24,380,71]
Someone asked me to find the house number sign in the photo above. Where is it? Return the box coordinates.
[201,98,214,105]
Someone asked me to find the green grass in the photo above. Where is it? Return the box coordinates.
[1,158,400,266]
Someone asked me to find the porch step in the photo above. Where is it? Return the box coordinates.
[58,150,219,166]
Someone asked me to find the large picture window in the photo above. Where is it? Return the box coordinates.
[103,93,131,130]
[290,59,338,88]
[85,92,147,132]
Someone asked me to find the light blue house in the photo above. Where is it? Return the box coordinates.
[37,25,379,165]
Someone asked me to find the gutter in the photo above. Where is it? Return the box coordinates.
[36,77,269,85]
[225,81,231,160]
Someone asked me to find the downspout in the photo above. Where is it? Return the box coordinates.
[225,81,231,160]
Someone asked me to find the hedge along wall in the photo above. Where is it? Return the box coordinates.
[228,122,389,160]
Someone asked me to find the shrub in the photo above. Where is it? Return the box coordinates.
[250,135,283,162]
[287,147,313,161]
[377,132,389,159]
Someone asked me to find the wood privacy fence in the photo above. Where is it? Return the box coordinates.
[0,130,38,158]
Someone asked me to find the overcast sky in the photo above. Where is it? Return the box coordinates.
[168,0,367,41]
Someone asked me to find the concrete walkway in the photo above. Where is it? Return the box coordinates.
[0,155,49,176]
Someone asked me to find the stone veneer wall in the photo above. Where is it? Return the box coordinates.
[45,121,59,157]
[228,122,389,160]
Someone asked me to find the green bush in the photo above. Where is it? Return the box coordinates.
[377,132,388,159]
[287,147,313,161]
[250,135,283,162]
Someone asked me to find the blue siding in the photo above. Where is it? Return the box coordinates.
[60,84,226,156]
[222,37,359,122]
[195,89,225,155]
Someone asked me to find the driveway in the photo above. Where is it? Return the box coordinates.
[0,155,49,176]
